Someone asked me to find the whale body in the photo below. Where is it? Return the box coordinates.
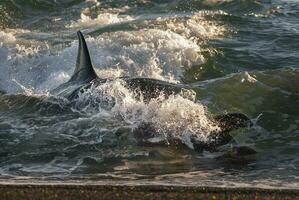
[50,31,252,152]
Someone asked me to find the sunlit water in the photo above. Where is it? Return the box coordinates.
[0,0,299,188]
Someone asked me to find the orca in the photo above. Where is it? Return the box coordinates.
[50,31,253,152]
[50,31,189,101]
[133,113,252,152]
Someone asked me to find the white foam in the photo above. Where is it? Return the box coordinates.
[75,80,220,145]
[0,29,30,44]
[241,71,257,83]
[157,11,228,42]
[0,31,16,44]
[68,13,134,28]
[147,95,220,145]
[87,29,203,82]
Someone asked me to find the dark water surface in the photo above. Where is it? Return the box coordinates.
[0,0,298,188]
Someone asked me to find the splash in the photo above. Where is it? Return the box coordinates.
[75,80,220,148]
[155,11,229,42]
[11,79,34,95]
[85,29,203,82]
[241,71,257,83]
[0,31,16,44]
[68,13,135,28]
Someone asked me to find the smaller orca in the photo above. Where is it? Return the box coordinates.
[133,113,252,152]
[49,31,252,152]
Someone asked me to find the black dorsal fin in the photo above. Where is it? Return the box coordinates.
[69,31,97,82]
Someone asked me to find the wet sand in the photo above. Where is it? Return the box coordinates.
[0,183,298,200]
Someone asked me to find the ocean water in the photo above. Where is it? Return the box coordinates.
[0,0,298,188]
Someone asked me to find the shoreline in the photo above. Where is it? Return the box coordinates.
[1,183,298,200]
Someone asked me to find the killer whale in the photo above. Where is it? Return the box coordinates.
[51,31,190,101]
[51,31,252,152]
